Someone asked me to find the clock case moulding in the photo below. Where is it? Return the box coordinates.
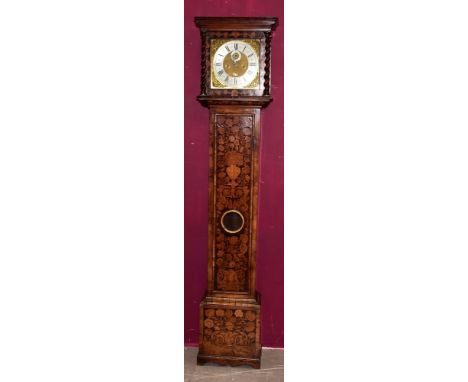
[194,17,278,369]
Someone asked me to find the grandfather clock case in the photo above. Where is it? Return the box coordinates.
[195,17,278,369]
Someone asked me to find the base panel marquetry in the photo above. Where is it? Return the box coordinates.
[197,297,261,369]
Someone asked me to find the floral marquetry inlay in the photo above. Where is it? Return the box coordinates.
[214,114,254,292]
[202,307,258,357]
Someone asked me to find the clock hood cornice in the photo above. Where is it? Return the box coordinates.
[195,17,278,32]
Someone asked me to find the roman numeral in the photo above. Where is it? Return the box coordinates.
[234,43,238,50]
[215,62,222,66]
[249,62,256,66]
[242,46,247,52]
[225,46,230,52]
[248,53,253,58]
[224,75,229,82]
[217,70,224,76]
[218,54,224,58]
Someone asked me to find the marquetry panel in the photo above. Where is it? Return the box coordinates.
[212,113,255,293]
[199,305,260,358]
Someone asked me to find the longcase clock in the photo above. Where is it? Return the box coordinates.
[195,17,278,369]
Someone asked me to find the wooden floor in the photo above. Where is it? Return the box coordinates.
[184,347,284,382]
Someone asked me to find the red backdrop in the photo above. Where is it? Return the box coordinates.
[184,0,284,348]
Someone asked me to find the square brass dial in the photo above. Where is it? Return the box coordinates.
[210,39,261,90]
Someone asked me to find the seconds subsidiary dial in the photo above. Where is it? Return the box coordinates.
[211,40,260,89]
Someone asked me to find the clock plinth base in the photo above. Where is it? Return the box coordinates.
[197,296,262,369]
[197,352,261,369]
